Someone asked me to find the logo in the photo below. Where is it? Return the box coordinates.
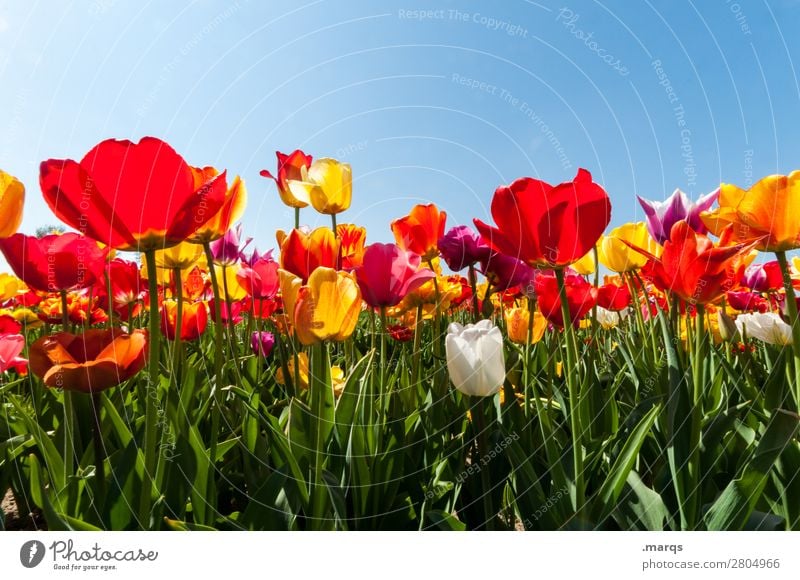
[20,540,46,568]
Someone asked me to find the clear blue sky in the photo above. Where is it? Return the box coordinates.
[1,0,799,258]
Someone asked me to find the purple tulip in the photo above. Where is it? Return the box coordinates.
[210,224,252,266]
[250,331,275,358]
[637,188,719,244]
[479,252,535,292]
[438,225,492,271]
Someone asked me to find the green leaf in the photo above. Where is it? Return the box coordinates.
[163,517,218,531]
[425,509,465,530]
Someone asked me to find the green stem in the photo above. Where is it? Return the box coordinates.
[776,251,800,409]
[554,268,584,515]
[309,341,332,529]
[202,242,224,484]
[294,207,300,230]
[60,290,76,501]
[468,264,480,323]
[473,396,495,530]
[686,304,706,529]
[379,306,387,424]
[171,268,184,388]
[91,392,105,499]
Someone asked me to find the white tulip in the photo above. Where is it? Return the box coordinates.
[445,320,506,397]
[596,307,620,329]
[735,312,793,346]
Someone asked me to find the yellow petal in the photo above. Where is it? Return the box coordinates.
[0,169,25,238]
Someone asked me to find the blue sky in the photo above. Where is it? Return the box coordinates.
[1,0,799,258]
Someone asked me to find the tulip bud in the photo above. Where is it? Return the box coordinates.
[716,310,738,342]
[444,320,506,397]
[251,331,275,358]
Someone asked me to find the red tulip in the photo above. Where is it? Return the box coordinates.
[40,137,229,251]
[535,269,597,328]
[354,243,435,308]
[260,149,313,209]
[597,282,631,312]
[236,257,280,300]
[727,290,769,313]
[0,233,108,293]
[277,227,339,282]
[391,204,447,262]
[99,258,146,318]
[742,261,783,292]
[474,169,611,268]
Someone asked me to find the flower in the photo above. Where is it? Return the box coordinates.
[40,137,229,251]
[0,333,27,374]
[260,149,314,209]
[474,169,611,268]
[290,267,362,345]
[597,280,631,311]
[727,290,769,312]
[287,158,352,215]
[597,222,659,273]
[742,261,784,292]
[735,312,793,346]
[275,352,346,395]
[437,225,491,271]
[0,169,25,238]
[445,320,506,397]
[154,241,205,270]
[504,305,547,344]
[392,203,447,262]
[637,188,719,244]
[0,273,28,301]
[535,269,598,328]
[337,223,366,270]
[101,258,146,317]
[209,224,251,267]
[479,252,535,292]
[634,221,755,306]
[387,324,414,342]
[236,256,280,300]
[160,301,208,341]
[189,172,247,243]
[595,307,622,329]
[354,243,435,308]
[571,249,596,276]
[0,233,108,293]
[277,227,339,282]
[250,331,275,358]
[701,172,800,252]
[29,329,148,393]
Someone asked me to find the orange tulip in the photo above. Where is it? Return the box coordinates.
[160,300,208,341]
[0,169,24,238]
[29,329,147,393]
[288,267,362,345]
[277,227,339,282]
[188,170,247,243]
[337,223,367,270]
[391,203,447,262]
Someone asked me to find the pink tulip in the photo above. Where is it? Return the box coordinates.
[0,333,27,374]
[354,243,435,308]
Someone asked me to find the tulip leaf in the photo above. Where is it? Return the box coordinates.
[425,509,466,531]
[704,409,799,530]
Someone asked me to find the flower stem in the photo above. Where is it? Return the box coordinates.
[294,207,300,229]
[554,267,584,515]
[473,396,495,530]
[202,242,224,473]
[60,290,76,504]
[776,250,800,409]
[468,264,480,323]
[309,341,332,530]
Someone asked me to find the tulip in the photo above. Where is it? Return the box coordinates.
[633,221,755,306]
[479,252,535,293]
[337,223,366,270]
[278,227,339,282]
[288,267,362,345]
[392,203,447,262]
[742,261,783,292]
[189,172,247,243]
[0,273,27,301]
[275,352,346,395]
[597,222,659,273]
[717,310,739,342]
[0,233,108,293]
[354,243,435,308]
[209,224,251,267]
[438,225,491,272]
[595,307,623,330]
[727,290,768,313]
[637,188,718,244]
[160,301,208,341]
[387,324,414,342]
[40,137,228,251]
[0,333,26,373]
[444,320,506,397]
[735,312,793,346]
[236,256,280,300]
[474,169,610,268]
[504,305,547,344]
[29,329,147,393]
[535,269,598,328]
[209,298,244,325]
[287,158,352,216]
[154,240,205,270]
[0,169,24,238]
[571,249,596,276]
[212,264,247,301]
[250,331,275,358]
[101,258,146,318]
[260,149,314,209]
[597,281,632,311]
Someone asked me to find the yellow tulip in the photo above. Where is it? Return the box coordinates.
[571,248,596,276]
[504,305,547,344]
[190,176,248,243]
[213,264,247,301]
[293,267,361,345]
[154,241,205,270]
[0,307,42,329]
[0,273,28,301]
[275,352,346,395]
[0,169,24,238]
[701,172,800,252]
[288,158,352,215]
[597,222,660,273]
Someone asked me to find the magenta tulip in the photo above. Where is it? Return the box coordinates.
[354,243,435,308]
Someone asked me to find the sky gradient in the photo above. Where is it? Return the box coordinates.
[1,0,799,258]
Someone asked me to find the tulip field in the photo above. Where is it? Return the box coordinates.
[1,137,800,532]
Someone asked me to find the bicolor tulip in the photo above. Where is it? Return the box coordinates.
[597,222,659,273]
[0,169,25,238]
[735,312,793,346]
[637,188,718,244]
[337,223,366,270]
[701,172,800,252]
[287,158,352,215]
[596,307,623,330]
[535,269,598,328]
[289,267,362,345]
[189,171,247,243]
[277,227,339,282]
[444,320,506,397]
[160,300,208,341]
[40,137,228,251]
[437,225,491,272]
[354,243,435,308]
[0,233,108,293]
[392,203,447,262]
[260,149,314,209]
[474,169,610,268]
[0,273,27,301]
[29,329,147,393]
